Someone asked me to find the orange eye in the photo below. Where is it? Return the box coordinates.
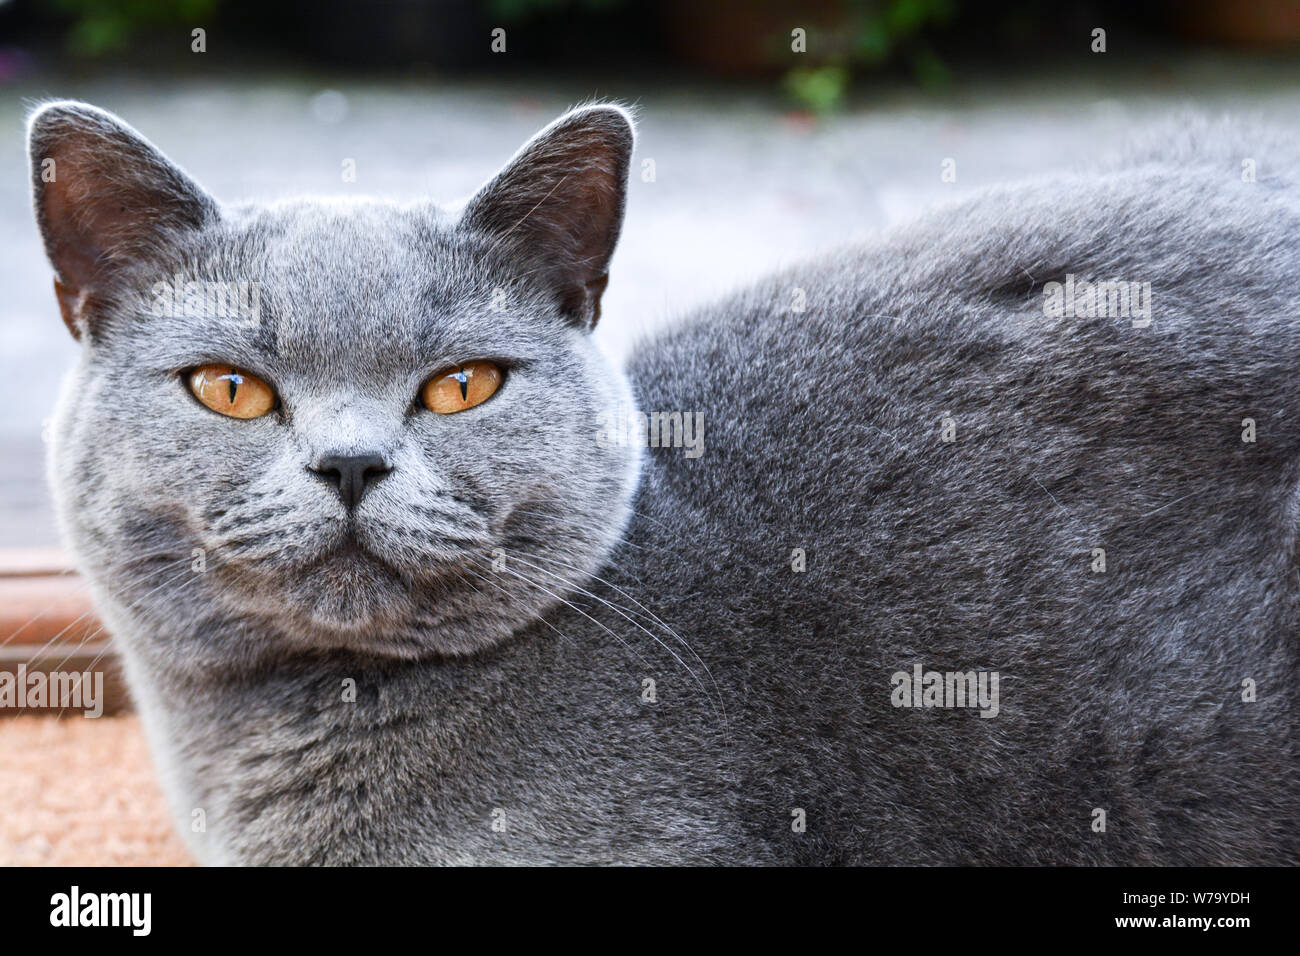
[189,365,276,419]
[421,361,502,414]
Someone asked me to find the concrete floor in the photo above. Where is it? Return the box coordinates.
[4,57,1300,547]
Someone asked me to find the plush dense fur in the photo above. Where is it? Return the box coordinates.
[28,101,1299,864]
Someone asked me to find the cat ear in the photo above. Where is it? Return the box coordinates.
[27,101,219,339]
[460,104,634,330]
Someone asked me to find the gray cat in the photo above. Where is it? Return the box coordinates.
[27,100,1299,864]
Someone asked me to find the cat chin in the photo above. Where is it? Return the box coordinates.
[214,549,518,658]
[255,594,520,660]
[283,550,413,627]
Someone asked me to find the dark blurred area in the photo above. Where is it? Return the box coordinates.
[1,1,1299,108]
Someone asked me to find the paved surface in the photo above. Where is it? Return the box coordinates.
[0,714,191,865]
[4,59,1300,547]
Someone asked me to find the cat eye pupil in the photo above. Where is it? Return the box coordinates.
[222,371,243,403]
[421,361,502,415]
[188,364,275,420]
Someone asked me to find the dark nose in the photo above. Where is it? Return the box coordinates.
[310,453,392,510]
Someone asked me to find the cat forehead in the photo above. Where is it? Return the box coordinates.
[137,198,561,369]
[225,197,458,282]
[214,201,474,314]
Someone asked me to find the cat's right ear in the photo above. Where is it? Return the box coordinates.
[27,101,219,339]
[459,104,634,331]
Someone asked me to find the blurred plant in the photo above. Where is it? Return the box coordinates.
[52,0,220,56]
[783,65,849,115]
[856,0,955,86]
[857,0,954,66]
[786,0,957,113]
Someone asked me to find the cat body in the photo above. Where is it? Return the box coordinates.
[28,102,1299,864]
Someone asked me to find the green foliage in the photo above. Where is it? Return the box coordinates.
[784,66,850,115]
[787,0,958,112]
[52,0,220,56]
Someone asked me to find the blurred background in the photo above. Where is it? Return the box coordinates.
[1,0,1300,548]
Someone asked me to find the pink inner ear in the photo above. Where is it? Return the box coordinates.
[52,278,85,340]
[37,141,148,301]
[39,154,104,292]
[585,273,610,329]
[460,109,632,329]
[30,104,219,329]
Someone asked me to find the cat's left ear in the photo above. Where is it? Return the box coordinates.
[460,104,634,330]
[28,101,219,339]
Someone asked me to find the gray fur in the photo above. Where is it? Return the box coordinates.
[28,101,1299,864]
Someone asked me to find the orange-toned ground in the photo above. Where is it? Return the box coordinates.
[0,715,192,866]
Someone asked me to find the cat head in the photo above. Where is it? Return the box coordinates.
[29,100,641,662]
